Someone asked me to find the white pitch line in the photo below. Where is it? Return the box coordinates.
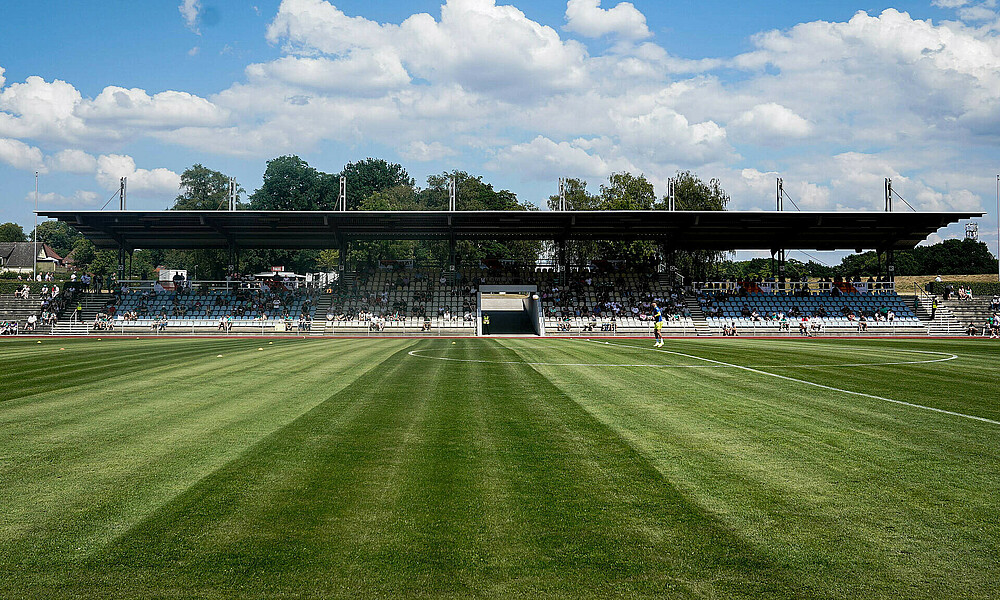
[584,340,998,426]
[407,347,957,369]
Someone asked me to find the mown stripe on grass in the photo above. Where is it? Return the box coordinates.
[0,339,412,572]
[0,338,261,403]
[99,344,801,598]
[35,339,816,600]
[508,338,1000,599]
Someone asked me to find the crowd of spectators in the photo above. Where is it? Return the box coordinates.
[112,281,315,322]
[329,266,473,323]
[9,271,57,282]
[537,271,687,321]
[36,283,70,329]
[92,312,114,331]
[966,312,1000,338]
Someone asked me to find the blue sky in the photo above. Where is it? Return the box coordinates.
[1,0,998,262]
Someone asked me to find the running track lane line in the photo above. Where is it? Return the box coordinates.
[584,339,1000,427]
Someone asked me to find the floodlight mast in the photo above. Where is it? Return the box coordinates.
[996,174,999,282]
[449,176,457,211]
[228,177,237,211]
[33,171,38,280]
[339,176,347,211]
[558,178,566,211]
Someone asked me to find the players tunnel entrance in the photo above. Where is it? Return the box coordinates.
[478,286,544,336]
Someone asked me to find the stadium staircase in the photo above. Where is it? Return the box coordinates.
[309,291,334,336]
[936,297,997,335]
[682,296,713,336]
[338,272,356,289]
[51,322,91,336]
[0,293,47,334]
[52,293,116,336]
[915,295,961,336]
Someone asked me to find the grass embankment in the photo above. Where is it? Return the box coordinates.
[1,337,997,599]
[894,274,999,294]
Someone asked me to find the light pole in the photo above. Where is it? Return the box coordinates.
[996,174,999,282]
[32,171,38,281]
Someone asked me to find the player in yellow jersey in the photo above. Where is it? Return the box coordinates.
[652,302,663,347]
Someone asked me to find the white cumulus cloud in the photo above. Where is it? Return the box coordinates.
[46,149,98,174]
[265,0,590,99]
[399,141,456,162]
[564,0,652,40]
[729,103,813,145]
[490,135,629,180]
[0,138,44,171]
[78,87,229,128]
[96,154,181,195]
[30,190,101,207]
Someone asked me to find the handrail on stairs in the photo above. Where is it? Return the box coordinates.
[914,283,936,317]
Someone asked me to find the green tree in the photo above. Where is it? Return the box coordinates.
[670,170,731,211]
[161,249,231,280]
[249,156,337,211]
[87,250,119,279]
[837,238,998,277]
[668,171,731,281]
[600,172,657,210]
[0,222,27,242]
[164,165,245,277]
[419,171,541,265]
[546,178,599,265]
[173,164,243,210]
[348,186,427,267]
[588,173,659,264]
[316,249,340,271]
[69,238,96,268]
[32,220,83,257]
[128,250,159,280]
[339,158,415,209]
[546,177,597,211]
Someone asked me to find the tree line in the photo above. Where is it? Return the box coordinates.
[715,238,998,280]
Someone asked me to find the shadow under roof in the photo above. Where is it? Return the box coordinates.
[36,210,983,252]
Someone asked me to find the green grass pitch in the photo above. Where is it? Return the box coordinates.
[1,336,998,599]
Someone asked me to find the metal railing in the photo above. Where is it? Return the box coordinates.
[117,279,319,292]
[695,280,896,294]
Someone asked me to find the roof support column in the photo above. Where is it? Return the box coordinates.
[117,243,127,287]
[227,244,240,281]
[886,249,895,287]
[558,239,567,286]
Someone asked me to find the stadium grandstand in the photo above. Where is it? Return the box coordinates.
[5,207,985,337]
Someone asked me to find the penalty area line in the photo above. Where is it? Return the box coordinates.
[586,339,999,427]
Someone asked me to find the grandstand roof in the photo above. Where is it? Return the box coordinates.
[37,209,982,252]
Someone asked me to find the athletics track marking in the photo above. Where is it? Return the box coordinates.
[582,339,998,427]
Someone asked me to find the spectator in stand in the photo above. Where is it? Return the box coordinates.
[966,322,978,336]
